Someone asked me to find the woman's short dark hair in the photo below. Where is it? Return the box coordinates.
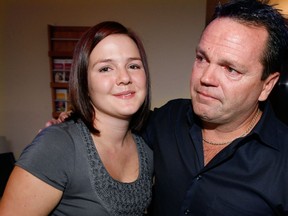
[69,21,151,134]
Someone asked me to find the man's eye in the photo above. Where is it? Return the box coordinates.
[196,55,205,63]
[224,66,238,74]
[222,66,243,80]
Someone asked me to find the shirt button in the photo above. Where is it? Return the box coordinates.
[196,175,202,180]
[184,209,191,215]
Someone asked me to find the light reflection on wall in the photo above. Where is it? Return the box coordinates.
[270,0,288,18]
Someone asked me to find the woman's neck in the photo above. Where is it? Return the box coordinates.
[92,111,132,148]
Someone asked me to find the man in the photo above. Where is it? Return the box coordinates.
[47,0,288,215]
[142,0,288,215]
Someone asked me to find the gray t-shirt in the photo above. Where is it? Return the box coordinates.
[16,119,153,216]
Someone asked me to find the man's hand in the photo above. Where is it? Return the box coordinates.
[41,111,71,131]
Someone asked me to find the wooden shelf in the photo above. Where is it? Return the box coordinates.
[50,82,68,88]
[48,51,74,57]
[48,25,90,118]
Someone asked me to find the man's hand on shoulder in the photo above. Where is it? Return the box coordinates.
[40,111,72,132]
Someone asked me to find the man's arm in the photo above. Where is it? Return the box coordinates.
[43,111,71,129]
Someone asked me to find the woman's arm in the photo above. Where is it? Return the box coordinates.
[0,166,62,216]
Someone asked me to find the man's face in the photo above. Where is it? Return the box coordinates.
[190,18,278,126]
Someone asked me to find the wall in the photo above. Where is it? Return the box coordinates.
[0,0,206,158]
[270,0,288,16]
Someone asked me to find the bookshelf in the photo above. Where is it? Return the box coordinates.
[48,25,90,118]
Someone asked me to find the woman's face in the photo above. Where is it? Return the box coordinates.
[87,34,147,121]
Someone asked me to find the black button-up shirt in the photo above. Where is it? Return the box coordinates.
[142,99,288,216]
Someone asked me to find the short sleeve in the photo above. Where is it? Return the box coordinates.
[16,124,76,191]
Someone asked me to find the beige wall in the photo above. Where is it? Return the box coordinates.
[0,0,206,158]
[270,0,288,17]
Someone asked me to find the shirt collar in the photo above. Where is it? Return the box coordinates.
[253,101,281,151]
[187,101,281,151]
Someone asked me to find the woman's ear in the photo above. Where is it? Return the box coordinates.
[259,72,280,101]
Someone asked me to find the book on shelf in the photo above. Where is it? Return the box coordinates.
[55,89,68,101]
[54,71,65,82]
[64,59,72,71]
[53,59,65,70]
[53,59,72,71]
[64,71,70,82]
[55,101,67,112]
[53,59,72,83]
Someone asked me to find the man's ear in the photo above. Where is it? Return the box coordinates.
[259,72,280,101]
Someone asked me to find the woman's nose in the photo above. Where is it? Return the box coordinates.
[116,68,131,85]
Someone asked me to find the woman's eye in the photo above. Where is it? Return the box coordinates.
[129,64,141,70]
[99,67,111,72]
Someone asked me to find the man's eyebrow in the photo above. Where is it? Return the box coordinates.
[196,46,245,69]
[195,46,209,59]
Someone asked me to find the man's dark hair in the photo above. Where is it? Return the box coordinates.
[212,0,288,80]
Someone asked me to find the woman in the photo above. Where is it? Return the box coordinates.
[0,21,153,215]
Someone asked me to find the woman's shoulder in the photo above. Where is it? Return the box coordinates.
[41,119,82,138]
[21,119,83,158]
